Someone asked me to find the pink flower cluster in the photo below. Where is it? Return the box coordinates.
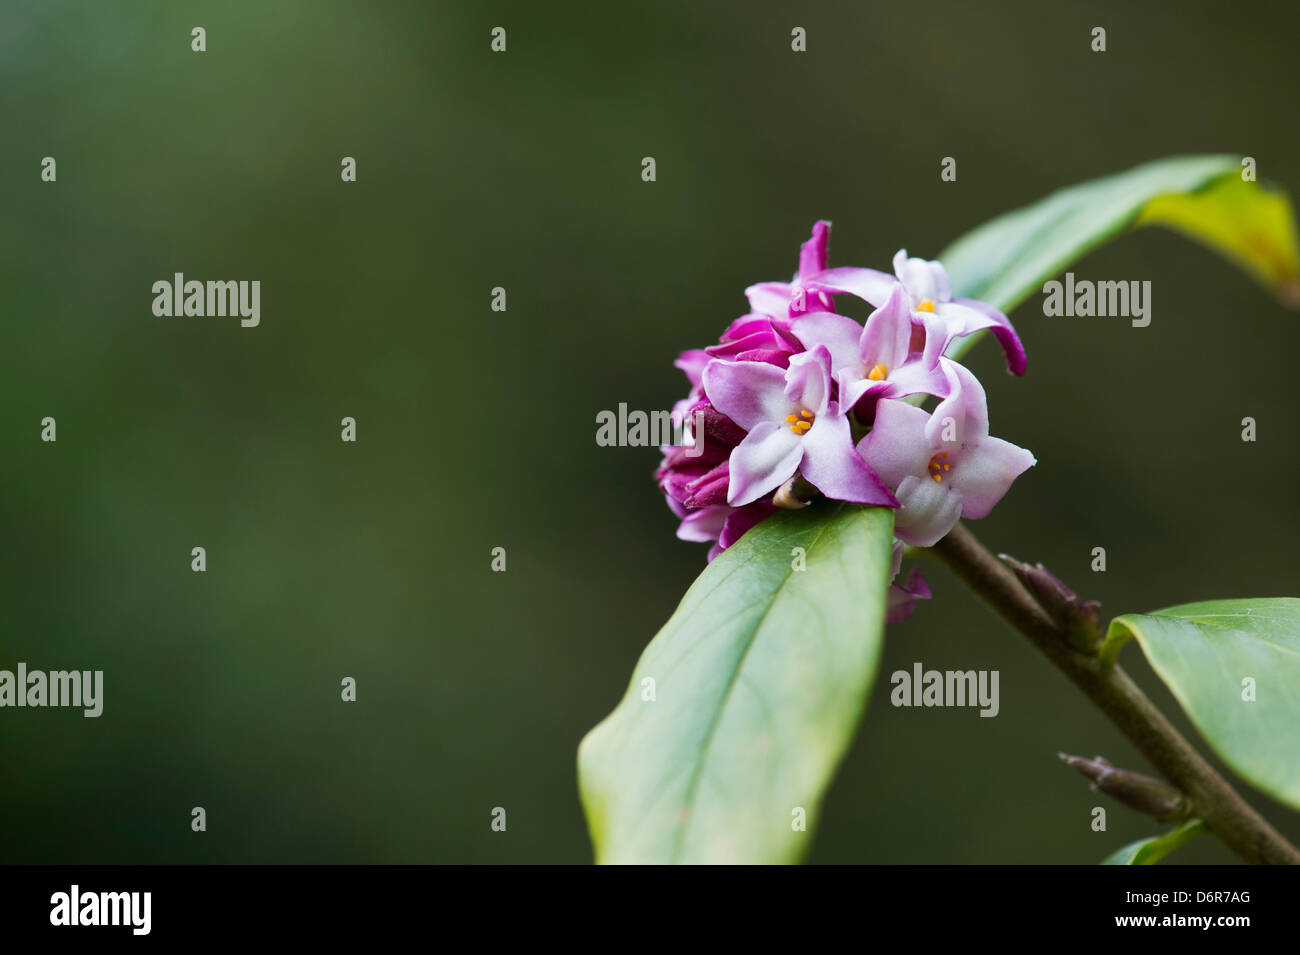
[655,222,1035,622]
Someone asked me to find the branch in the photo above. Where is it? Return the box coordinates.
[931,521,1300,865]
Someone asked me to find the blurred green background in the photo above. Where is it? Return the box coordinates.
[2,0,1298,863]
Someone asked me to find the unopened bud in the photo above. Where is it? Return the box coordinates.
[774,475,818,509]
[1001,556,1102,652]
[1058,753,1189,821]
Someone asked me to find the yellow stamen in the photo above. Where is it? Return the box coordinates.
[867,362,888,381]
[786,414,798,423]
[800,410,814,418]
[916,299,936,313]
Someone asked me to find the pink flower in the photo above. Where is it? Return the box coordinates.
[882,249,1027,376]
[703,345,896,507]
[858,361,1035,546]
[791,283,949,411]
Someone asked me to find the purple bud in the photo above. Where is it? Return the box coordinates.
[1059,753,1189,821]
[1001,556,1102,652]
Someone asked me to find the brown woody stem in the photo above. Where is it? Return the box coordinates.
[931,521,1300,865]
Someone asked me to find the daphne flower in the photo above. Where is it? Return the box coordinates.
[704,345,896,507]
[792,283,949,410]
[858,360,1035,546]
[885,249,1027,376]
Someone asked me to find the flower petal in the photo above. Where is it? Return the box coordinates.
[744,282,797,318]
[951,435,1036,519]
[925,359,989,449]
[915,312,951,366]
[706,327,790,362]
[718,500,779,551]
[726,421,804,506]
[951,297,1027,376]
[860,283,915,371]
[799,408,898,506]
[798,220,831,279]
[721,313,775,342]
[731,348,795,367]
[837,370,891,410]
[790,312,864,374]
[805,266,897,308]
[893,249,952,303]
[883,359,949,401]
[677,505,729,542]
[673,349,710,389]
[886,567,933,623]
[683,461,731,508]
[783,345,835,415]
[856,398,934,490]
[703,359,792,431]
[892,474,964,547]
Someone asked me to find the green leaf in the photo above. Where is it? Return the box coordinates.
[1101,819,1207,865]
[577,502,894,864]
[1101,599,1300,812]
[939,154,1300,361]
[1138,175,1300,295]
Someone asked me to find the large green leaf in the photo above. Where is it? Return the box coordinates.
[578,503,894,864]
[1101,819,1207,865]
[1101,599,1300,812]
[939,155,1300,361]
